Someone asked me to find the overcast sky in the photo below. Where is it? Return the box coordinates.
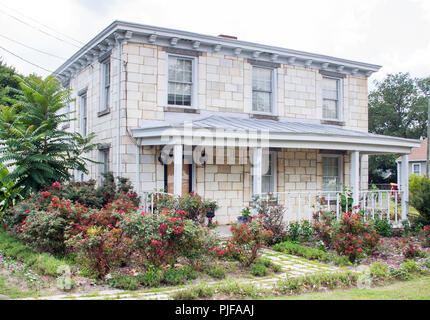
[0,0,429,89]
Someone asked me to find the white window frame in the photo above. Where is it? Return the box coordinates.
[413,163,421,175]
[252,151,277,195]
[322,76,343,121]
[100,58,111,112]
[79,93,87,137]
[322,154,343,192]
[251,66,277,116]
[99,148,110,178]
[166,54,198,109]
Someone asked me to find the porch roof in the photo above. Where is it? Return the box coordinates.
[131,115,421,154]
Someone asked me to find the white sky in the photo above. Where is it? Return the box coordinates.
[0,0,429,89]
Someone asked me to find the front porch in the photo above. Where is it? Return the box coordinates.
[131,115,421,224]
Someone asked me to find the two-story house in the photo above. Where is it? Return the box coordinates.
[54,21,420,224]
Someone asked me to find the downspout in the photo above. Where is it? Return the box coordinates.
[116,38,122,177]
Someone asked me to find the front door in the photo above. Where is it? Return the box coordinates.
[165,162,192,196]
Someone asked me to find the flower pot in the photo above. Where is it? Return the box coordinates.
[237,216,248,224]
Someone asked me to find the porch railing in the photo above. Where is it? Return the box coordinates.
[140,191,177,214]
[257,190,405,226]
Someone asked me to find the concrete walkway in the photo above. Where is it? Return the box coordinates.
[21,248,341,300]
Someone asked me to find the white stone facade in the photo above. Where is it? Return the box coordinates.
[65,39,371,224]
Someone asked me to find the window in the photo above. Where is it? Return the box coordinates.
[252,151,277,194]
[168,56,194,107]
[322,156,342,192]
[99,148,109,178]
[262,152,277,193]
[101,59,111,111]
[252,67,273,114]
[80,93,87,137]
[322,77,342,120]
[413,163,421,175]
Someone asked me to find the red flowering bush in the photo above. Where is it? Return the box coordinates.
[119,208,211,268]
[312,210,338,248]
[66,226,133,278]
[230,219,273,266]
[176,192,217,224]
[421,225,430,248]
[313,211,381,262]
[17,197,87,254]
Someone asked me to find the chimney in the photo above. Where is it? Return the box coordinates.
[218,34,238,40]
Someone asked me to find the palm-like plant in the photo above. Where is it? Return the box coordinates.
[0,75,97,196]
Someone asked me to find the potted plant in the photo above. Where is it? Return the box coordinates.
[238,207,252,224]
[205,200,218,227]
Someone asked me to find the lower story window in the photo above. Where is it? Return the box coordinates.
[99,148,110,178]
[253,151,277,194]
[322,156,342,192]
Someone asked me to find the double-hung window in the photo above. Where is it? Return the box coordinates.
[101,59,111,112]
[322,156,342,192]
[262,152,277,194]
[252,67,274,114]
[80,93,87,137]
[168,56,194,107]
[252,151,277,195]
[99,148,109,177]
[322,77,342,120]
[413,163,421,175]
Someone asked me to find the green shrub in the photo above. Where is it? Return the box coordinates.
[273,241,328,262]
[206,264,226,279]
[163,267,190,286]
[250,263,269,277]
[409,174,430,226]
[331,255,352,267]
[137,266,163,287]
[369,262,389,280]
[275,272,358,295]
[372,217,393,237]
[172,282,215,300]
[108,274,139,290]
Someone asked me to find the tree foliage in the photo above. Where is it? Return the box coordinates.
[0,75,97,195]
[368,73,429,184]
[0,60,22,107]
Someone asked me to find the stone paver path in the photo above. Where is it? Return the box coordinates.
[20,249,342,300]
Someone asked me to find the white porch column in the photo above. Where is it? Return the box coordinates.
[174,144,183,196]
[135,144,141,195]
[252,147,263,196]
[351,151,360,206]
[401,154,409,221]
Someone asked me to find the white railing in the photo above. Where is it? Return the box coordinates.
[140,191,177,214]
[257,189,405,225]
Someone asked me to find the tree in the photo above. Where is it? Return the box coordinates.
[0,75,97,195]
[368,73,429,184]
[0,60,22,106]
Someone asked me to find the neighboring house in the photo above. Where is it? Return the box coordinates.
[397,138,428,182]
[53,21,421,224]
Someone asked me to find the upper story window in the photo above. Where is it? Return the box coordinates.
[100,59,111,112]
[413,163,421,175]
[252,67,274,114]
[322,77,342,120]
[168,56,194,107]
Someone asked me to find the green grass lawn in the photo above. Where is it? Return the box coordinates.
[269,276,430,300]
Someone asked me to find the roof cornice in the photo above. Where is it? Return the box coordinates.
[53,20,382,83]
